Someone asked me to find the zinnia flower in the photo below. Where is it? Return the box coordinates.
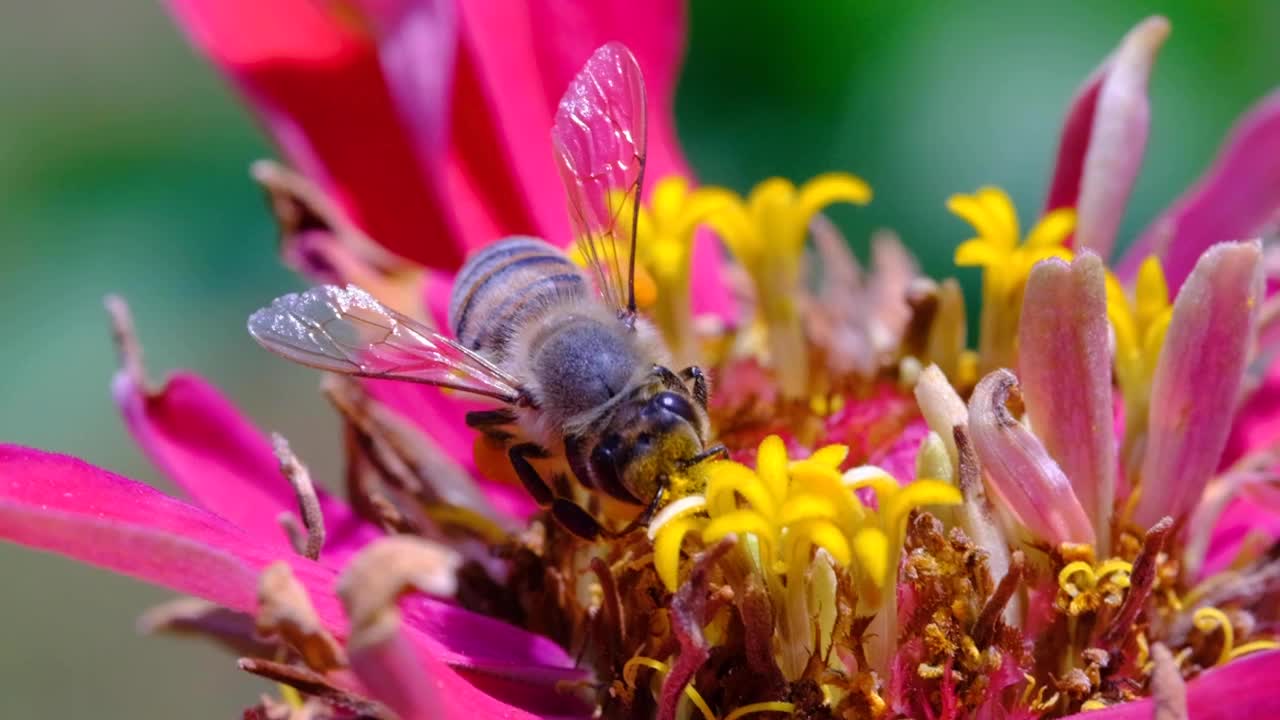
[4,6,1280,720]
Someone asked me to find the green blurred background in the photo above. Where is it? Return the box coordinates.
[1,1,1276,717]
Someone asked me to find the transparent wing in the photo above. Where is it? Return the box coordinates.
[248,285,524,404]
[551,41,647,319]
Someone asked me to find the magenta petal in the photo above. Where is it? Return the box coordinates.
[1120,89,1280,290]
[0,447,579,692]
[1223,356,1280,468]
[1018,254,1116,548]
[1043,60,1105,220]
[0,445,264,609]
[1200,494,1280,576]
[1059,650,1280,719]
[166,0,467,270]
[968,371,1095,546]
[1072,17,1169,259]
[1134,242,1264,528]
[114,369,381,561]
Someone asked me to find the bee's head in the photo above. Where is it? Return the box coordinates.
[591,386,708,504]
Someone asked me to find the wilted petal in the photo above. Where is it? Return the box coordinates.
[1059,650,1280,719]
[1072,17,1170,259]
[1134,242,1264,528]
[968,370,1095,546]
[251,159,425,315]
[1018,254,1115,550]
[166,0,466,269]
[1120,90,1280,289]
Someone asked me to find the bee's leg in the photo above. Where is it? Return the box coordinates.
[507,442,554,506]
[678,366,710,409]
[602,481,666,539]
[551,499,604,541]
[466,408,519,442]
[681,444,729,469]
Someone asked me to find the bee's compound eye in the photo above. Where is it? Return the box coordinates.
[652,391,697,424]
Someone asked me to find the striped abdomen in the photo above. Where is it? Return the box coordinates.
[448,236,589,362]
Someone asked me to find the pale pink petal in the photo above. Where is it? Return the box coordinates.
[166,0,470,269]
[1059,650,1280,719]
[968,370,1095,546]
[1018,254,1116,548]
[1072,17,1170,259]
[114,369,381,561]
[1134,242,1264,528]
[1120,89,1280,289]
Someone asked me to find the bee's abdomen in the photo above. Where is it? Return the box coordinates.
[448,236,588,359]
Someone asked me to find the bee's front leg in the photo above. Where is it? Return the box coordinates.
[678,366,709,409]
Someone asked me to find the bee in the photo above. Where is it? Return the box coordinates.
[247,43,724,540]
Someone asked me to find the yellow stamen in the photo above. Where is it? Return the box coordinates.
[723,701,796,720]
[948,186,1075,373]
[713,174,872,396]
[1105,255,1172,463]
[1228,640,1280,660]
[623,656,716,720]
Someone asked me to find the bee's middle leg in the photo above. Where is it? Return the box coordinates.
[507,442,554,505]
[467,408,518,442]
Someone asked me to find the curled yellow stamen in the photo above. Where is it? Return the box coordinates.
[1193,607,1235,666]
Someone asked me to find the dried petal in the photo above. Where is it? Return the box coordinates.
[138,597,271,659]
[1057,649,1280,719]
[1018,254,1115,551]
[257,561,347,672]
[1134,242,1263,527]
[968,370,1095,546]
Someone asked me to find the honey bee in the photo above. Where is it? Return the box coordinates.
[247,43,724,540]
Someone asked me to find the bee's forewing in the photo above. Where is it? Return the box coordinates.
[551,41,647,319]
[248,284,524,404]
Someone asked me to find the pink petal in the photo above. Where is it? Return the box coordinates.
[1199,495,1280,577]
[0,447,580,696]
[1043,59,1105,220]
[1018,253,1116,548]
[166,0,467,270]
[456,1,733,317]
[1072,17,1169,259]
[1134,242,1264,528]
[1223,356,1280,468]
[1119,89,1280,290]
[114,369,380,562]
[968,370,1095,546]
[1059,650,1280,719]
